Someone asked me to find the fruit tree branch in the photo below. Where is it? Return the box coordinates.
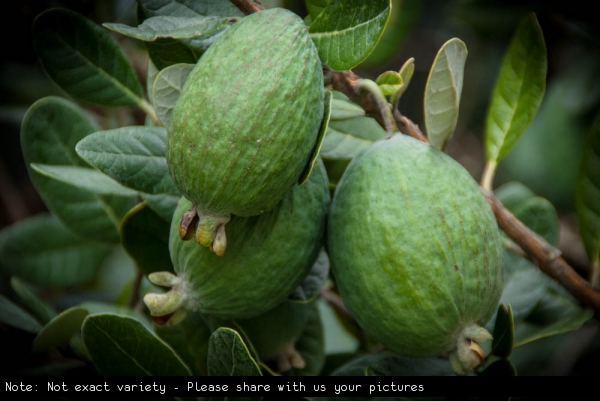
[484,191,600,311]
[230,0,263,14]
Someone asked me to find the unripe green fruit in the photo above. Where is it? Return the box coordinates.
[167,8,325,255]
[144,160,329,323]
[328,134,503,375]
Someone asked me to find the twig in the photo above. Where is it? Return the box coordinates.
[319,287,353,320]
[129,269,143,309]
[393,109,428,143]
[484,190,600,311]
[230,0,263,14]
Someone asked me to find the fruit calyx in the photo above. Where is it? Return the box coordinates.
[178,204,230,257]
[448,324,493,375]
[143,271,195,326]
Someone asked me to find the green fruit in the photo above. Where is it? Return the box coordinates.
[237,301,310,373]
[167,8,325,255]
[144,160,330,323]
[328,134,503,375]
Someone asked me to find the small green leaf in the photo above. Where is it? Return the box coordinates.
[10,277,57,325]
[31,307,89,353]
[80,301,153,331]
[30,164,139,197]
[512,196,559,246]
[485,13,547,163]
[156,311,212,376]
[82,313,191,375]
[514,309,594,347]
[575,113,600,277]
[0,294,43,334]
[494,181,535,212]
[21,97,137,243]
[289,249,330,302]
[152,64,194,129]
[120,202,174,276]
[366,355,454,376]
[75,127,179,195]
[32,9,144,107]
[104,16,230,41]
[207,327,262,376]
[480,359,517,376]
[284,302,325,376]
[305,0,330,20]
[329,98,365,121]
[309,0,392,71]
[376,71,402,96]
[137,0,243,19]
[141,193,180,223]
[424,38,468,151]
[147,59,159,104]
[320,118,387,160]
[497,268,548,323]
[0,214,111,287]
[491,304,514,359]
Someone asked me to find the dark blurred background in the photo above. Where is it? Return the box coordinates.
[1,0,599,376]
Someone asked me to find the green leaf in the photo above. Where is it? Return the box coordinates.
[207,327,262,376]
[10,277,57,325]
[32,9,144,107]
[576,113,600,272]
[31,307,89,353]
[104,16,230,41]
[0,214,111,287]
[21,97,137,243]
[309,0,392,71]
[376,71,402,96]
[156,311,212,376]
[137,0,243,19]
[514,309,594,347]
[320,117,387,160]
[424,38,468,151]
[494,181,535,212]
[30,164,139,197]
[284,302,325,376]
[120,202,174,276]
[147,59,159,104]
[330,353,393,376]
[512,196,559,246]
[329,98,365,121]
[0,294,43,334]
[80,301,153,331]
[366,355,454,376]
[289,249,330,302]
[75,127,179,195]
[497,268,548,323]
[141,193,180,223]
[305,0,330,20]
[485,13,547,163]
[491,304,514,359]
[82,313,191,375]
[152,64,194,129]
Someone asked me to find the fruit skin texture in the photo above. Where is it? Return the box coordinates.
[166,8,324,251]
[144,160,330,322]
[328,134,503,374]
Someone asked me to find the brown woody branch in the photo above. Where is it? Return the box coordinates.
[230,0,263,14]
[484,191,600,311]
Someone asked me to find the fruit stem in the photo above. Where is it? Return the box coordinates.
[480,160,497,191]
[138,99,161,126]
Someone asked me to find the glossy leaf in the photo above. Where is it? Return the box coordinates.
[512,196,560,246]
[329,98,365,121]
[152,63,194,129]
[31,307,89,353]
[514,309,594,347]
[207,327,262,376]
[491,304,514,359]
[0,294,42,334]
[141,192,180,222]
[82,313,191,375]
[104,16,230,41]
[30,164,139,197]
[120,202,174,276]
[156,311,212,376]
[424,38,467,151]
[366,355,454,376]
[21,97,137,243]
[376,71,402,96]
[0,214,111,287]
[10,277,57,325]
[309,0,392,71]
[80,301,153,331]
[575,113,600,272]
[485,13,547,163]
[289,249,330,302]
[305,0,329,20]
[497,268,547,323]
[32,8,143,107]
[320,117,387,160]
[284,302,325,376]
[76,127,179,195]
